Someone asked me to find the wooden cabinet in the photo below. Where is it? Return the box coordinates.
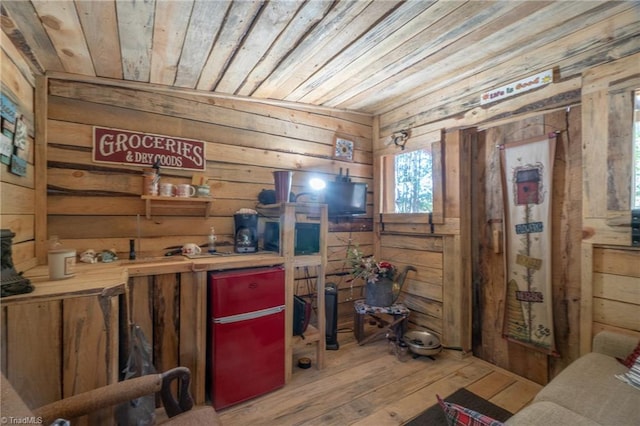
[1,294,120,425]
[1,256,286,415]
[260,202,328,382]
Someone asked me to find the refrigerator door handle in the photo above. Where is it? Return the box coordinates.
[213,305,285,324]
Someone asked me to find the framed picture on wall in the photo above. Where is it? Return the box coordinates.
[333,135,354,162]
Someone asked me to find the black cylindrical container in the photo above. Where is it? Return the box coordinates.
[129,239,136,260]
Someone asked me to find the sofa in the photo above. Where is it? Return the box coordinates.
[506,331,640,425]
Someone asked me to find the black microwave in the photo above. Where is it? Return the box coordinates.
[263,221,320,255]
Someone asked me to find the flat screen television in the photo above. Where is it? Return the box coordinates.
[325,181,367,217]
[263,221,320,255]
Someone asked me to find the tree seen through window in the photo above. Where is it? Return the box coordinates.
[394,149,433,213]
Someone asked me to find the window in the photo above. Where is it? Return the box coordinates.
[634,89,640,208]
[382,149,433,213]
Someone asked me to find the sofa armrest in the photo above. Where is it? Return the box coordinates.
[592,331,638,359]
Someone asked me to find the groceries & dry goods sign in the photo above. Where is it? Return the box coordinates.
[93,126,206,171]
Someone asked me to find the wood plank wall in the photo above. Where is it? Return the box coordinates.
[372,128,472,356]
[472,108,583,384]
[581,54,640,353]
[2,46,122,420]
[44,76,374,326]
[374,58,587,381]
[0,31,37,273]
[375,48,639,384]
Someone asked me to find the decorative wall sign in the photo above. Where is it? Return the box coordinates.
[333,135,354,161]
[0,131,12,165]
[10,154,26,176]
[1,94,16,165]
[13,116,27,152]
[1,94,16,123]
[481,70,553,106]
[500,134,558,356]
[1,95,29,176]
[10,115,29,176]
[93,126,206,171]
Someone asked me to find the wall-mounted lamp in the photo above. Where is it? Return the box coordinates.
[295,177,327,202]
[391,130,409,150]
[309,177,327,191]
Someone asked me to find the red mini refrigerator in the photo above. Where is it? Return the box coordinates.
[208,266,285,410]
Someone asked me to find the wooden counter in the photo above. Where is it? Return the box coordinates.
[5,262,128,305]
[1,252,285,419]
[2,251,284,304]
[126,251,284,276]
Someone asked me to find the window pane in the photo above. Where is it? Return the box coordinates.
[394,149,432,213]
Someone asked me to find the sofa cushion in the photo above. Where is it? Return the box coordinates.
[593,331,639,360]
[505,401,599,426]
[534,352,640,425]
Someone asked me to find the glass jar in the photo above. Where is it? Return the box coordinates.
[396,341,411,362]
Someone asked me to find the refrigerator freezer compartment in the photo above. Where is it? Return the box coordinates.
[210,266,285,317]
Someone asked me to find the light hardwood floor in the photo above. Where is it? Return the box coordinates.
[216,328,542,425]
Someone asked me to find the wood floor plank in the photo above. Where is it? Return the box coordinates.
[216,333,542,425]
[466,371,516,399]
[308,354,475,425]
[351,361,494,425]
[490,380,541,413]
[225,348,422,424]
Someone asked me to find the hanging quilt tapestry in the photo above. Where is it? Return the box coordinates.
[500,134,558,356]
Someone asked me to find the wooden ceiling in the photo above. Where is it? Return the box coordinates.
[2,1,638,115]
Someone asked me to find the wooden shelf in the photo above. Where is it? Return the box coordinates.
[292,254,323,268]
[141,195,213,219]
[276,202,328,383]
[256,202,326,218]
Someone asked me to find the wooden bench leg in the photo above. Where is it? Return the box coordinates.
[387,316,406,339]
[356,314,398,346]
[357,327,388,346]
[354,310,364,343]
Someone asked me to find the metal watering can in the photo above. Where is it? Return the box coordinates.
[391,265,418,304]
[366,265,417,306]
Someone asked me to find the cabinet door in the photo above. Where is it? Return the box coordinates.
[3,301,61,408]
[63,296,119,425]
[1,295,118,426]
[179,271,207,404]
[127,272,207,404]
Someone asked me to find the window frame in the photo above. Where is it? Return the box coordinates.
[379,140,444,224]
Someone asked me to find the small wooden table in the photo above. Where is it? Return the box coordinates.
[353,299,410,346]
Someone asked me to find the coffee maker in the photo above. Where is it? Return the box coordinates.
[234,213,258,253]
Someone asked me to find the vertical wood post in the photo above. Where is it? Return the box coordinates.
[35,75,48,263]
[441,129,472,353]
